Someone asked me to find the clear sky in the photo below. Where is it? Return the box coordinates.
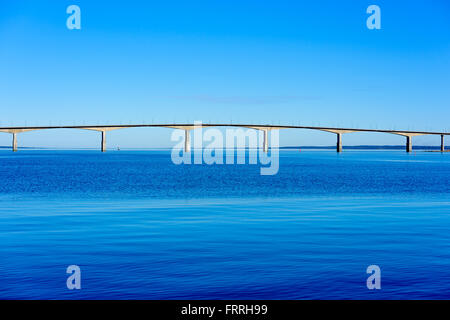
[0,0,449,148]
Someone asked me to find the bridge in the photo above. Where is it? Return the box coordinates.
[0,124,448,153]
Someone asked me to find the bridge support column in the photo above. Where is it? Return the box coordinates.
[406,136,412,153]
[184,129,191,152]
[12,133,17,152]
[263,129,268,153]
[101,131,106,152]
[336,133,342,153]
[441,135,445,152]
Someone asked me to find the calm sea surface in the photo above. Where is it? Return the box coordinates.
[1,150,450,299]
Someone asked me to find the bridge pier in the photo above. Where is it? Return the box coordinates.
[319,129,352,153]
[441,135,445,152]
[336,133,342,153]
[406,136,412,153]
[263,129,268,153]
[101,131,106,152]
[12,132,17,152]
[185,129,191,152]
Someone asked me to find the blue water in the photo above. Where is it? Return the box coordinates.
[1,150,450,299]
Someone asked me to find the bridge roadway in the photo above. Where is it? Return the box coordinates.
[0,123,448,153]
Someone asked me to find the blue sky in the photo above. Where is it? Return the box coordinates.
[0,0,449,148]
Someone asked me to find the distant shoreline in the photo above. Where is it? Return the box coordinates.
[281,145,448,151]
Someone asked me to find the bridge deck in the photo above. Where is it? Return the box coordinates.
[1,123,447,153]
[0,124,448,136]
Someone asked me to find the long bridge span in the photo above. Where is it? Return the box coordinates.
[0,123,448,153]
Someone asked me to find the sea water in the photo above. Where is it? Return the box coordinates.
[1,150,450,299]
